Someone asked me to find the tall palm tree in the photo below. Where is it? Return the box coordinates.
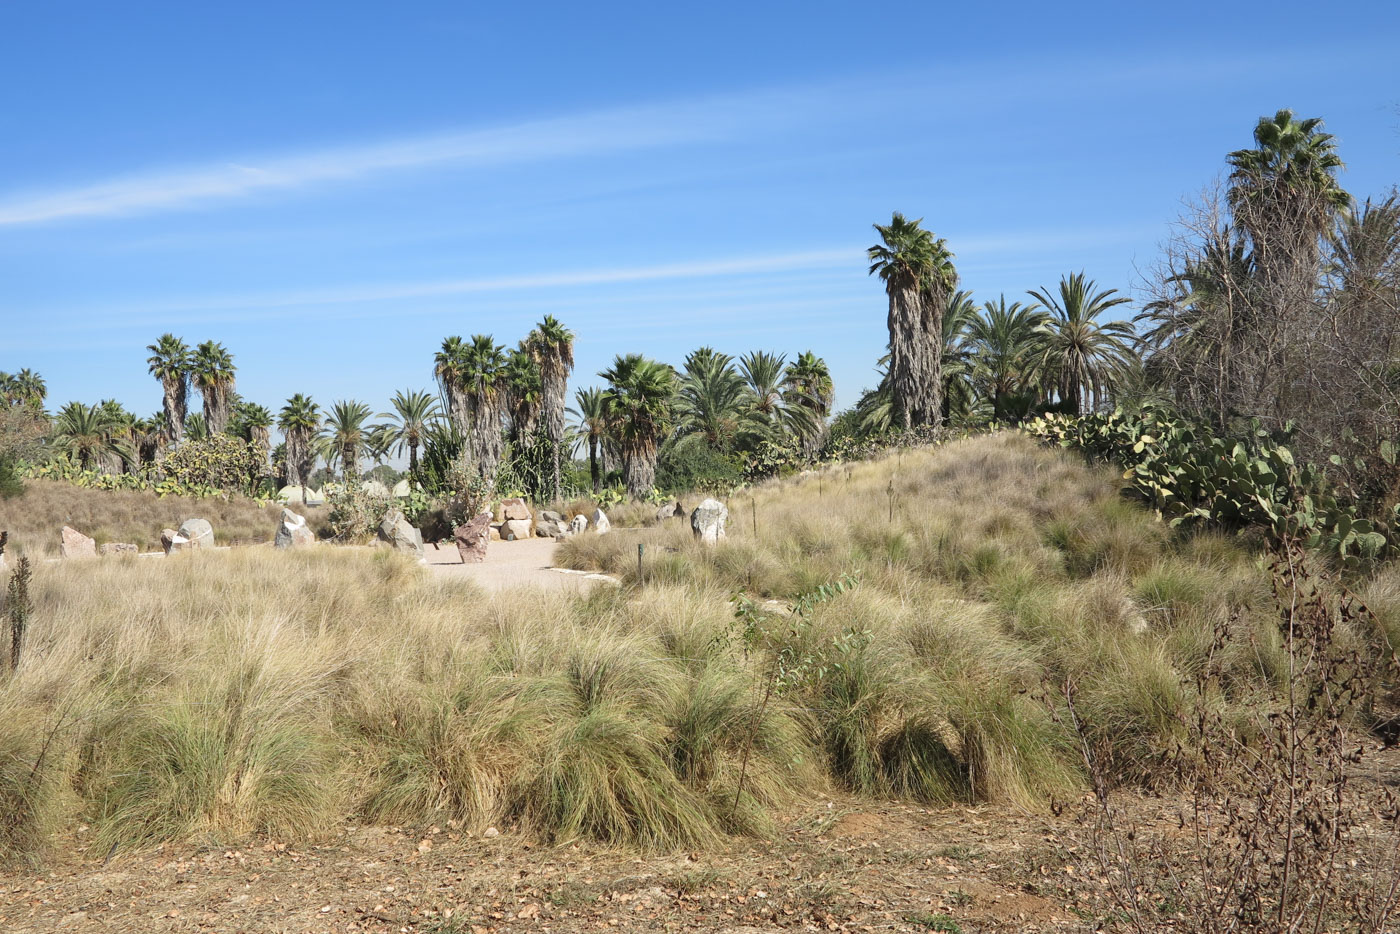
[525,315,575,491]
[968,296,1050,421]
[739,350,787,433]
[1227,109,1349,295]
[278,394,321,495]
[146,333,191,446]
[504,346,543,444]
[868,212,956,429]
[782,351,834,456]
[434,335,469,436]
[191,340,237,435]
[1028,273,1135,416]
[233,402,274,464]
[436,335,508,478]
[571,386,610,492]
[600,353,676,499]
[322,400,375,481]
[53,402,129,471]
[675,347,760,451]
[381,389,441,476]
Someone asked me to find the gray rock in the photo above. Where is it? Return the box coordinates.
[178,518,215,549]
[274,509,315,549]
[501,518,533,541]
[60,526,97,559]
[160,528,189,554]
[377,510,423,557]
[690,498,728,545]
[454,512,492,564]
[99,542,138,556]
[499,497,532,522]
[569,514,588,535]
[655,500,685,522]
[535,509,568,538]
[591,508,611,535]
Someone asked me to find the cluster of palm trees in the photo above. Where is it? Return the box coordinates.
[865,216,1136,431]
[0,370,46,411]
[571,347,833,498]
[433,316,575,488]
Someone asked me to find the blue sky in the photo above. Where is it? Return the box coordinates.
[2,1,1398,429]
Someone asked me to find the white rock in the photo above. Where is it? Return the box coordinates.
[591,508,611,535]
[690,498,728,545]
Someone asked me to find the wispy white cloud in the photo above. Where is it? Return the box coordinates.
[0,105,725,227]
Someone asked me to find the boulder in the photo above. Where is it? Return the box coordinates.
[655,500,685,522]
[377,510,423,557]
[161,528,189,555]
[274,509,315,549]
[569,514,589,535]
[501,518,533,541]
[690,498,728,545]
[535,510,568,538]
[178,518,215,549]
[499,497,532,522]
[591,508,611,535]
[99,542,138,556]
[489,524,502,542]
[454,512,492,564]
[59,526,97,559]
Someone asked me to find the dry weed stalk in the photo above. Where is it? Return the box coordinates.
[1066,537,1400,932]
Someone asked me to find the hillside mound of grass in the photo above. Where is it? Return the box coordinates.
[0,479,326,557]
[4,432,1389,861]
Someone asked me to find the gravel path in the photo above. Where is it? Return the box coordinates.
[423,538,619,592]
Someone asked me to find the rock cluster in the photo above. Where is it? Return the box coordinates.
[535,509,569,539]
[655,500,684,522]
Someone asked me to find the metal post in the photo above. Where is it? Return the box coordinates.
[637,543,644,580]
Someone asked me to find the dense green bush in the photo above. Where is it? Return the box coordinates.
[0,455,21,500]
[161,434,273,498]
[656,437,744,494]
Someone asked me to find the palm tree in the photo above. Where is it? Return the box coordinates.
[1136,229,1255,427]
[1028,273,1135,416]
[436,334,508,479]
[190,340,236,435]
[381,389,441,476]
[739,350,787,433]
[571,386,610,492]
[232,401,274,466]
[504,346,543,443]
[183,412,209,442]
[782,351,834,457]
[968,296,1050,421]
[868,212,956,429]
[53,402,129,471]
[322,400,375,481]
[676,347,761,451]
[939,290,981,423]
[525,315,575,490]
[1227,109,1349,295]
[278,394,321,495]
[146,333,190,446]
[434,335,469,436]
[600,353,676,499]
[0,369,46,410]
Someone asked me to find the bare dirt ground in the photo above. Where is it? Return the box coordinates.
[423,539,618,593]
[0,794,1101,934]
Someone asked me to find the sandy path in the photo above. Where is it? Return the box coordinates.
[423,537,618,593]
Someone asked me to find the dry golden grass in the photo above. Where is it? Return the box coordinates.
[0,433,1308,861]
[0,479,328,557]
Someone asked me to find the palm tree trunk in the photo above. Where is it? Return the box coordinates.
[409,441,419,476]
[622,440,656,499]
[887,281,943,429]
[589,435,600,492]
